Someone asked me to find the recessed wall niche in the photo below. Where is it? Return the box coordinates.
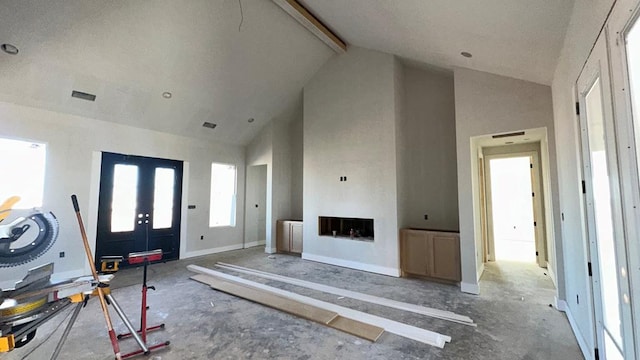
[318,216,374,241]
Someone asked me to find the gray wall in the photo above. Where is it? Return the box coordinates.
[454,68,558,293]
[397,66,458,231]
[0,101,245,284]
[302,47,401,276]
[551,0,616,353]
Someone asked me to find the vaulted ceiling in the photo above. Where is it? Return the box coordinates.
[0,1,574,145]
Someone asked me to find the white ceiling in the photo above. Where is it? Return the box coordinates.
[0,0,333,145]
[301,0,574,85]
[0,1,574,146]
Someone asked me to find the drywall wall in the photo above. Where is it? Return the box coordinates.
[246,103,299,253]
[551,0,616,355]
[454,68,558,294]
[0,101,245,284]
[398,66,458,231]
[303,46,401,276]
[290,111,304,220]
[244,164,267,247]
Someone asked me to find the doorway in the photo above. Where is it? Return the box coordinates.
[487,156,536,263]
[96,152,183,268]
[483,146,547,268]
[244,165,267,248]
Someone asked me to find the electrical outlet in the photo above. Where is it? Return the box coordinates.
[59,251,65,258]
[200,235,204,240]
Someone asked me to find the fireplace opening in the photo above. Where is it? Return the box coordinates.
[318,216,374,241]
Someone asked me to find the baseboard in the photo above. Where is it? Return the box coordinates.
[243,240,266,248]
[557,299,591,359]
[265,247,277,254]
[182,244,244,259]
[460,282,480,295]
[301,253,401,277]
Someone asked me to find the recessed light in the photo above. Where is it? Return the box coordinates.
[248,118,255,123]
[461,51,472,58]
[1,43,19,55]
[162,92,172,99]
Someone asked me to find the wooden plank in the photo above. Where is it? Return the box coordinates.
[187,265,451,348]
[328,316,384,342]
[190,274,383,342]
[216,262,475,326]
[191,274,338,324]
[271,0,347,53]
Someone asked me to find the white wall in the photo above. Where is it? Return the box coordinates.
[290,106,304,220]
[454,68,559,294]
[245,102,299,253]
[0,101,245,283]
[303,47,401,276]
[551,0,616,355]
[398,66,458,231]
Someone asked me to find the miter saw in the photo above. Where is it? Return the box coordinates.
[0,196,59,268]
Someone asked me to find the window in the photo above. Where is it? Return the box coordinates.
[0,138,46,209]
[209,163,237,227]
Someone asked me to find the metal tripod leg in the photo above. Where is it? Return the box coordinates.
[50,301,83,360]
[105,294,149,355]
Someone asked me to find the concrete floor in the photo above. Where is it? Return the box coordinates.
[4,247,583,359]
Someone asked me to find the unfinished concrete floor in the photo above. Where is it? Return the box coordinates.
[5,246,582,359]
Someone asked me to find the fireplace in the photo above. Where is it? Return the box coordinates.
[318,216,374,241]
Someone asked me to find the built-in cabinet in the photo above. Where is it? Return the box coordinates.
[276,220,303,254]
[400,228,461,282]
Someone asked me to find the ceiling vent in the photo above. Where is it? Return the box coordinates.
[202,122,217,129]
[71,90,96,102]
[492,131,525,139]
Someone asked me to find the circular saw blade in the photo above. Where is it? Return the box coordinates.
[0,212,59,268]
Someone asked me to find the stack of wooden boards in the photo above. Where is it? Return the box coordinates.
[187,263,475,349]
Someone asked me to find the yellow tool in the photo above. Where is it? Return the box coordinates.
[0,196,20,222]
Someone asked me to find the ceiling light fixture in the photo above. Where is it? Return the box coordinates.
[461,51,473,58]
[248,118,255,123]
[162,92,172,99]
[1,43,19,55]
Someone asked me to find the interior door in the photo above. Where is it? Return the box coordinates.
[96,152,183,268]
[577,32,635,360]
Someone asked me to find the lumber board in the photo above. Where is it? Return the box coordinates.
[190,274,383,342]
[187,265,451,348]
[216,262,475,326]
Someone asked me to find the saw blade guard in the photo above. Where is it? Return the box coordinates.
[0,212,59,268]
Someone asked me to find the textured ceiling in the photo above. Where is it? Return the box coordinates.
[0,1,574,145]
[0,0,334,145]
[301,0,574,85]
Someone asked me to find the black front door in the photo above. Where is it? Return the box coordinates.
[96,152,183,268]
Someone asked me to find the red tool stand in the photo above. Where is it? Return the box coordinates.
[117,249,170,359]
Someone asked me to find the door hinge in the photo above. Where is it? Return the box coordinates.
[536,251,539,256]
[582,180,586,194]
[530,163,533,169]
[534,221,537,226]
[594,347,599,360]
[532,192,535,197]
[588,262,593,277]
[576,102,580,115]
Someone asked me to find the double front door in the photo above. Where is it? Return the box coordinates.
[96,152,183,268]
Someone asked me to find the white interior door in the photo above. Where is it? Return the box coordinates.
[577,31,635,360]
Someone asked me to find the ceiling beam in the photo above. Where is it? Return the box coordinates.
[272,0,347,53]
